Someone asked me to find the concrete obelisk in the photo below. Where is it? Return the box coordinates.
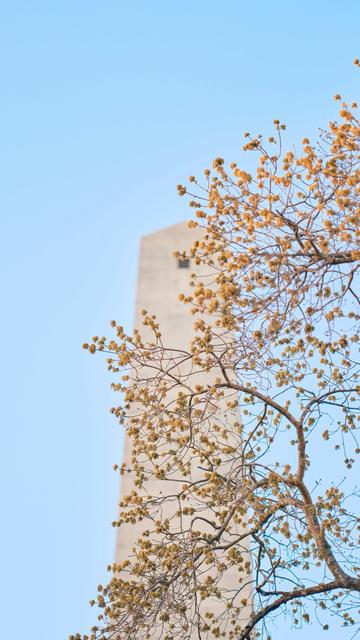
[115,222,252,637]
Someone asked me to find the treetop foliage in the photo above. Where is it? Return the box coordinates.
[76,86,360,640]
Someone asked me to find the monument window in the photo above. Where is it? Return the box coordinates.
[177,258,190,268]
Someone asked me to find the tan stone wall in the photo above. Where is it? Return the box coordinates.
[115,222,203,560]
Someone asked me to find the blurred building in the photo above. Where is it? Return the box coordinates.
[115,222,252,638]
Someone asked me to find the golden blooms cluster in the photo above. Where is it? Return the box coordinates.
[78,94,360,640]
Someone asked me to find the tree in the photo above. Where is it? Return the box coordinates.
[76,92,360,640]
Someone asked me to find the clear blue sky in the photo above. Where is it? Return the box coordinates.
[0,2,359,639]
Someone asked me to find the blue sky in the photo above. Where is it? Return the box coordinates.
[1,2,359,639]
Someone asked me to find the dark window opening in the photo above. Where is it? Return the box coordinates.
[177,258,190,269]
